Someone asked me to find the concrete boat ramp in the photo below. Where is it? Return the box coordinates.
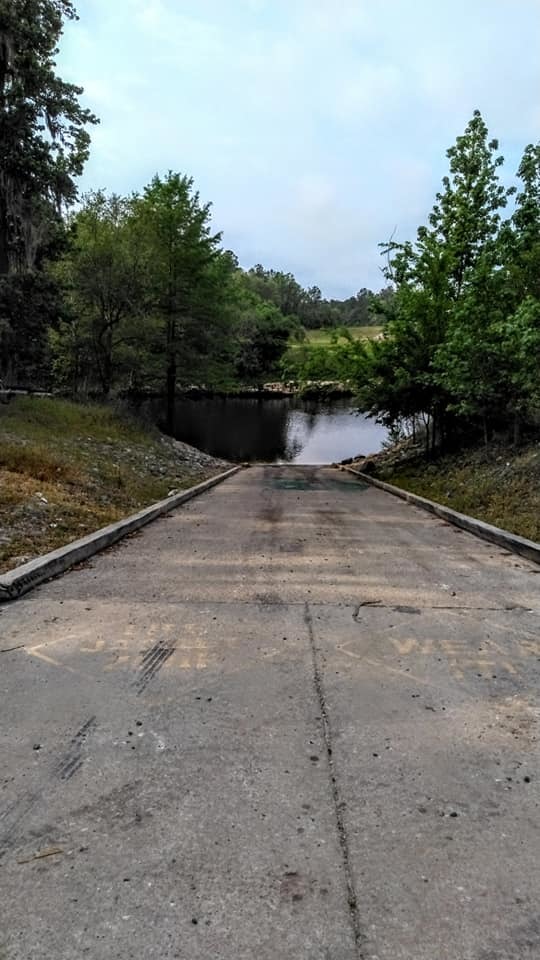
[1,465,539,959]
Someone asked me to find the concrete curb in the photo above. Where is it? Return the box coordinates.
[0,466,242,602]
[338,465,540,566]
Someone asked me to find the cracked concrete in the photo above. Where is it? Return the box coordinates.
[1,465,539,959]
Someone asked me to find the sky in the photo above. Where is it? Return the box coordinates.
[58,0,540,298]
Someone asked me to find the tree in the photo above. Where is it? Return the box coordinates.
[133,173,230,430]
[0,0,97,274]
[0,0,96,388]
[427,110,510,297]
[362,112,513,449]
[330,288,372,328]
[431,119,520,443]
[491,142,540,440]
[52,192,148,395]
[232,273,294,384]
[504,143,540,303]
[0,269,62,386]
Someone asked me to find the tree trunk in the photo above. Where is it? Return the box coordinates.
[513,414,521,448]
[165,313,177,435]
[166,353,176,435]
[482,414,489,452]
[0,199,10,276]
[101,327,114,397]
[424,415,431,457]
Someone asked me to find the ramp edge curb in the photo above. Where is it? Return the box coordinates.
[0,466,242,602]
[338,465,540,566]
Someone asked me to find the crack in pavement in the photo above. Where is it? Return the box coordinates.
[8,599,532,612]
[352,603,535,622]
[304,601,365,958]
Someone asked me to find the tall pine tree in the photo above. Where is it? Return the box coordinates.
[0,0,97,274]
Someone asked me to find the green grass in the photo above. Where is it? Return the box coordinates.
[308,325,382,343]
[290,326,383,349]
[0,396,220,572]
[1,396,154,445]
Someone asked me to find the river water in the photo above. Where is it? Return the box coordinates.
[145,396,387,464]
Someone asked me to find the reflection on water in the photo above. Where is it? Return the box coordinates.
[145,396,387,464]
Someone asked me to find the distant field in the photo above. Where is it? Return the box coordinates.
[292,326,383,347]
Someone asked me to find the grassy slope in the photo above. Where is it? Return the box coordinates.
[378,441,540,543]
[0,397,223,573]
[288,326,383,349]
[305,326,382,344]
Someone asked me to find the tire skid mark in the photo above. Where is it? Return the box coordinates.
[1,718,97,856]
[56,716,97,781]
[0,792,40,860]
[134,641,175,694]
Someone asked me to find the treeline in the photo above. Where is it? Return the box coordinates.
[296,113,540,449]
[244,267,388,329]
[48,182,301,413]
[1,170,386,412]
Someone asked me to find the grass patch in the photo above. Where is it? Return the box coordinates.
[1,396,154,445]
[0,441,83,485]
[0,396,224,573]
[289,326,383,349]
[306,326,382,344]
[382,441,540,543]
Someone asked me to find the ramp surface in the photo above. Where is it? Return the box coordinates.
[1,466,539,959]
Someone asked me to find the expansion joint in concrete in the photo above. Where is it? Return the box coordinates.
[304,601,365,958]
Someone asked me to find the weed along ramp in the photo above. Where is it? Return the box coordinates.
[2,465,540,959]
[0,467,241,601]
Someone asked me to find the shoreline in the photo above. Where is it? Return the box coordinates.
[125,382,355,401]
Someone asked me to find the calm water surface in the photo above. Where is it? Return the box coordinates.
[146,397,387,464]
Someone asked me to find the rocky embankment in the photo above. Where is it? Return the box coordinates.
[340,436,424,474]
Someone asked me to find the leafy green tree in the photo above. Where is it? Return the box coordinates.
[496,297,540,439]
[0,0,96,388]
[232,274,294,384]
[133,173,231,429]
[362,112,514,449]
[0,0,97,274]
[502,142,540,304]
[0,270,62,386]
[490,143,540,439]
[427,110,510,297]
[329,288,371,327]
[51,192,148,395]
[434,260,508,445]
[246,266,304,318]
[433,127,533,444]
